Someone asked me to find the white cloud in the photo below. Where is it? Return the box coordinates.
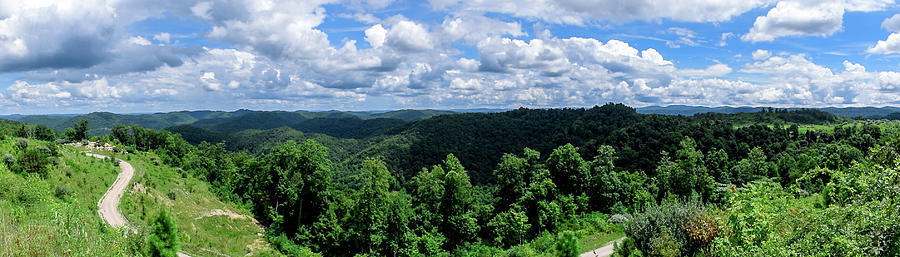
[678,64,733,78]
[743,1,845,42]
[153,32,171,44]
[203,0,336,60]
[440,15,525,44]
[364,24,387,48]
[386,20,433,52]
[0,0,119,71]
[752,49,772,60]
[867,33,900,54]
[129,36,152,46]
[882,14,900,32]
[429,0,776,25]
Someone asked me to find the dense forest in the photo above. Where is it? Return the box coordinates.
[2,104,899,256]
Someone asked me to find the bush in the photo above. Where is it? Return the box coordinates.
[35,145,51,156]
[555,230,578,257]
[55,184,70,199]
[269,234,322,257]
[2,153,15,167]
[625,200,706,256]
[19,148,50,177]
[608,214,632,224]
[148,210,179,257]
[507,245,537,257]
[16,139,28,149]
[613,237,643,257]
[166,191,177,201]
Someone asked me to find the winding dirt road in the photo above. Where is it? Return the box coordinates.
[580,237,625,257]
[88,153,192,257]
[91,153,133,228]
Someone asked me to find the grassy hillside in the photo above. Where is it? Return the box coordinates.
[0,136,274,256]
[0,137,135,255]
[117,150,272,256]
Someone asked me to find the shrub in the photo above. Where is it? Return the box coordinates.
[507,245,537,257]
[625,199,706,255]
[166,191,177,201]
[35,145,51,156]
[19,148,50,177]
[16,139,28,149]
[608,214,632,224]
[2,153,15,167]
[555,230,578,257]
[269,234,322,257]
[649,226,681,257]
[612,237,643,257]
[148,210,179,257]
[55,184,70,199]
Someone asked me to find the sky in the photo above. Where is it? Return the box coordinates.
[3,0,900,114]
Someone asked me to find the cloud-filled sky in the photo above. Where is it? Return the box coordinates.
[3,0,900,114]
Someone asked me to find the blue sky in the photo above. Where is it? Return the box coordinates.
[3,0,900,114]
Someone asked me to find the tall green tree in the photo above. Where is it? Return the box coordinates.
[547,144,591,196]
[73,119,89,140]
[656,137,715,200]
[353,158,392,255]
[148,210,179,257]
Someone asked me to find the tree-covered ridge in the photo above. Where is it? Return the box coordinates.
[5,104,896,256]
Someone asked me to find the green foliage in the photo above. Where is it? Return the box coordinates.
[2,153,15,168]
[547,144,591,196]
[488,206,530,247]
[655,138,716,201]
[19,147,51,176]
[148,210,180,257]
[73,119,89,141]
[625,199,707,256]
[555,230,578,257]
[612,237,643,257]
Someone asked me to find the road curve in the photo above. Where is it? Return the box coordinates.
[580,237,625,257]
[88,153,193,257]
[91,153,133,228]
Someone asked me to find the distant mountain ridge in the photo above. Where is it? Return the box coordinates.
[636,105,900,118]
[11,109,457,136]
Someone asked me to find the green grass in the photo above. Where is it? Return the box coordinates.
[577,229,625,253]
[0,137,137,256]
[0,136,275,256]
[117,150,274,257]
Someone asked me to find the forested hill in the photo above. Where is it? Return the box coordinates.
[8,103,896,257]
[7,109,455,136]
[637,105,900,118]
[163,104,846,185]
[358,104,845,183]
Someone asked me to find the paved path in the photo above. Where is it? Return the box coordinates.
[89,153,193,257]
[580,237,626,257]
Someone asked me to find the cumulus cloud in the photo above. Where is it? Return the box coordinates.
[867,33,900,54]
[752,49,772,60]
[364,24,387,48]
[0,0,118,71]
[429,0,776,25]
[153,32,172,44]
[440,15,525,44]
[743,1,845,42]
[385,20,434,52]
[882,14,900,32]
[203,0,335,60]
[868,14,900,54]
